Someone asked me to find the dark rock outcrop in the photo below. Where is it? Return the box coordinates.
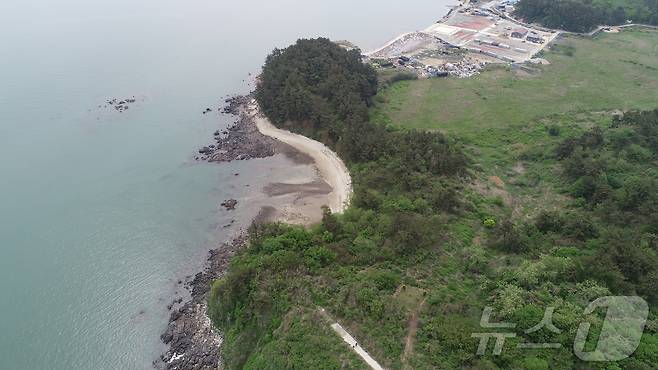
[194,95,277,163]
[220,199,238,211]
[198,117,275,163]
[156,237,247,370]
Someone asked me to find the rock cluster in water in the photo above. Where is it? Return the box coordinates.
[106,97,137,112]
[220,199,238,211]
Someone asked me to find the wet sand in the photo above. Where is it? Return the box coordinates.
[247,101,353,215]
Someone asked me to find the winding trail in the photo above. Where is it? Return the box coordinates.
[248,101,353,214]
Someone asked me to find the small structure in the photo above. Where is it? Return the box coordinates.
[511,29,529,39]
[526,33,544,43]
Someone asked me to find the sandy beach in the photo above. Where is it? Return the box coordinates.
[247,101,353,215]
[195,94,352,225]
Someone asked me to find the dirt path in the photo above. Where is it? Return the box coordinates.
[401,299,426,370]
[247,102,352,214]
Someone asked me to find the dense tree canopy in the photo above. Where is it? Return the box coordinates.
[515,0,658,32]
[553,110,658,303]
[256,38,378,146]
[256,37,469,173]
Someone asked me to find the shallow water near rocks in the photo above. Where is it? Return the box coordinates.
[0,0,454,368]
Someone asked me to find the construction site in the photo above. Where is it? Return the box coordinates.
[366,0,558,78]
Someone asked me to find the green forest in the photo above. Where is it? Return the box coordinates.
[208,37,658,369]
[515,0,658,32]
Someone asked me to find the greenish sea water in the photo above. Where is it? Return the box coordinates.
[0,0,453,368]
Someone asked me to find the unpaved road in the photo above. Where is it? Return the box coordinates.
[331,322,385,370]
[319,308,385,370]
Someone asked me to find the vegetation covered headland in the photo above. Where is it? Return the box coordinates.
[209,38,469,369]
[206,26,658,369]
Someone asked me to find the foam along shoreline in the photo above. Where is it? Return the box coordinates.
[247,101,353,214]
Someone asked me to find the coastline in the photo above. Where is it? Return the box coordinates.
[247,101,353,214]
[157,96,353,369]
[156,236,244,370]
[157,1,476,363]
[152,5,658,370]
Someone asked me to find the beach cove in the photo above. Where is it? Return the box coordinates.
[158,94,354,368]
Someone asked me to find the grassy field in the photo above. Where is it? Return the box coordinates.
[366,28,658,369]
[370,28,658,134]
[371,28,658,222]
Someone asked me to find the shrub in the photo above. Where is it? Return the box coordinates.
[493,282,526,317]
[548,125,561,137]
[386,71,418,84]
[304,246,336,269]
[488,220,529,253]
[483,217,497,228]
[535,211,564,233]
[562,213,598,240]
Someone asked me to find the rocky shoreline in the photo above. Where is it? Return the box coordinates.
[196,95,276,163]
[156,92,340,369]
[156,96,279,370]
[155,235,246,370]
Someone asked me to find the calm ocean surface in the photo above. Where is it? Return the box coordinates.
[0,1,453,368]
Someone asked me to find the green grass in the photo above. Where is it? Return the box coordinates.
[370,29,658,134]
[243,308,369,370]
[395,285,426,312]
[371,28,658,220]
[368,38,658,370]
